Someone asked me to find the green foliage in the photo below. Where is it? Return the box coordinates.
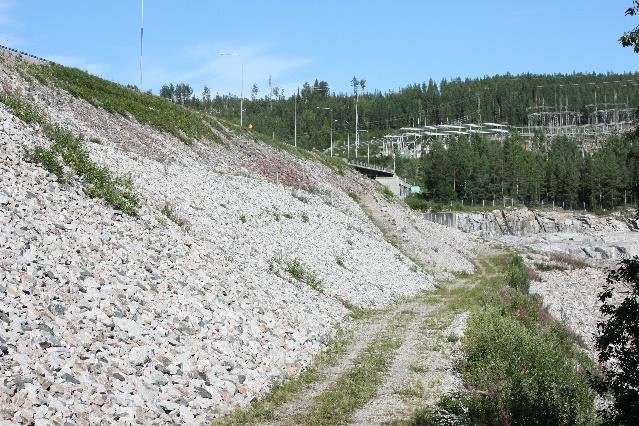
[594,256,639,423]
[0,91,140,215]
[27,145,63,178]
[284,258,323,292]
[620,1,639,53]
[28,63,224,144]
[347,192,360,202]
[460,307,596,425]
[301,212,310,223]
[505,255,531,292]
[0,91,41,124]
[428,253,596,425]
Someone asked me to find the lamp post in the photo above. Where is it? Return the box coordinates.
[219,53,244,126]
[316,107,334,156]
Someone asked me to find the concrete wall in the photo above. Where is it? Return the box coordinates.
[376,176,411,198]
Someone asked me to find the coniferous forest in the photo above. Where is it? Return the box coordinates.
[383,134,639,210]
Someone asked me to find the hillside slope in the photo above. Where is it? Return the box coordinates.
[0,53,476,424]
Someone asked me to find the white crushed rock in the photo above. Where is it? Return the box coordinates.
[361,193,479,279]
[0,57,479,424]
[530,266,609,352]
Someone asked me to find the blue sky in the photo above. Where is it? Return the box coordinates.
[3,1,639,97]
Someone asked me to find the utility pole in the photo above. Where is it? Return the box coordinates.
[140,0,144,88]
[355,92,359,159]
[240,63,244,127]
[294,88,298,147]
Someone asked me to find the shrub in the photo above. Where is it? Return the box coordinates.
[594,256,639,423]
[405,194,430,211]
[505,255,530,292]
[460,308,596,425]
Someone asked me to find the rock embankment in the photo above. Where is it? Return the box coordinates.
[0,56,475,424]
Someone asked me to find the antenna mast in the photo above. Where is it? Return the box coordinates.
[140,0,144,88]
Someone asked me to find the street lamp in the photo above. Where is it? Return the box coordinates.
[219,53,244,127]
[316,107,335,157]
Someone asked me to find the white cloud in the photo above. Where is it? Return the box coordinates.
[45,55,110,77]
[146,42,312,96]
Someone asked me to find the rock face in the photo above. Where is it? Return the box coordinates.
[425,208,637,237]
[424,208,639,261]
[0,57,475,424]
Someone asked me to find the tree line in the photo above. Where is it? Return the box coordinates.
[156,71,639,152]
[396,133,639,210]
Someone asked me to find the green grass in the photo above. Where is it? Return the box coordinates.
[214,329,352,425]
[0,91,140,215]
[395,380,425,401]
[336,297,379,320]
[27,63,226,144]
[295,310,413,425]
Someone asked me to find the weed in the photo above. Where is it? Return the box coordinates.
[548,253,590,269]
[505,255,530,292]
[283,212,293,219]
[161,204,190,230]
[534,262,567,272]
[381,185,395,199]
[409,364,428,374]
[292,190,309,204]
[335,255,345,268]
[89,137,103,145]
[240,215,247,223]
[301,212,310,223]
[279,258,324,292]
[395,381,424,400]
[445,333,459,343]
[347,192,360,202]
[0,90,41,124]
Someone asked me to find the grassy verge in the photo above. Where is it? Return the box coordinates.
[295,309,414,425]
[214,329,352,425]
[27,63,225,144]
[0,91,140,215]
[412,253,597,425]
